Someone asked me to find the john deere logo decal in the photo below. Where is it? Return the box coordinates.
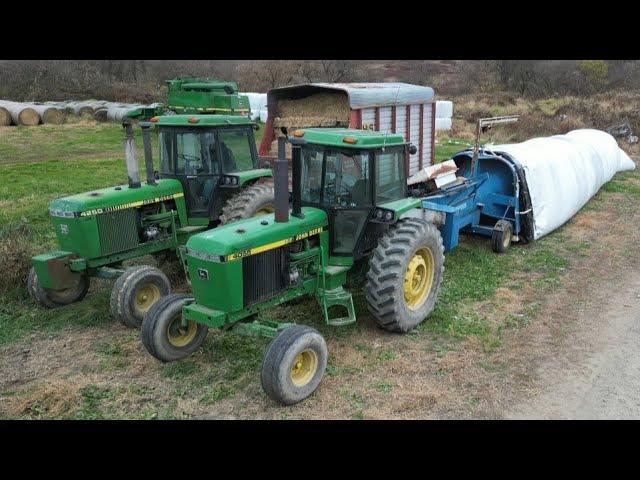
[197,268,209,280]
[224,227,325,262]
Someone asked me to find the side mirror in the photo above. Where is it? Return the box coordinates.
[408,144,418,155]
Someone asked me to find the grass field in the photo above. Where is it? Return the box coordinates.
[0,120,637,419]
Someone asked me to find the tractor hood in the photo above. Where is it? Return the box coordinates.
[49,178,184,216]
[186,207,328,259]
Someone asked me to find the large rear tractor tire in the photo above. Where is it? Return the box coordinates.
[219,183,275,225]
[28,267,90,308]
[365,218,445,333]
[110,265,171,328]
[140,293,208,362]
[261,325,328,405]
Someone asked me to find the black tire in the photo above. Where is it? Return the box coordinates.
[110,265,171,328]
[491,220,513,254]
[140,293,208,362]
[27,266,89,308]
[219,183,275,225]
[261,325,327,405]
[365,218,445,333]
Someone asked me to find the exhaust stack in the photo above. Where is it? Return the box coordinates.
[291,143,303,218]
[123,119,141,189]
[140,122,156,186]
[274,137,289,223]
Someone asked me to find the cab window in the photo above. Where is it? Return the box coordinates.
[375,147,405,203]
[218,128,255,172]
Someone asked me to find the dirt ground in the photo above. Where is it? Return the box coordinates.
[1,153,638,420]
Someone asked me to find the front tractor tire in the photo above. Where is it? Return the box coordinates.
[140,293,208,362]
[110,265,171,328]
[219,183,275,225]
[365,218,445,333]
[261,325,328,405]
[28,266,90,308]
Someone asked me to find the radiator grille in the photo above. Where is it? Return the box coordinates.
[97,209,139,256]
[243,246,289,307]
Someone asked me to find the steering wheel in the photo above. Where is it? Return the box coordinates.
[177,153,201,174]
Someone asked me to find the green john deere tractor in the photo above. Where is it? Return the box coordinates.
[141,128,446,405]
[29,114,275,328]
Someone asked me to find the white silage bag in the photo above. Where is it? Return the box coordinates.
[492,129,636,239]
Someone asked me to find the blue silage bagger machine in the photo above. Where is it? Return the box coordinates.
[419,116,534,253]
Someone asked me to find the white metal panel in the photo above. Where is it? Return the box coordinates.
[379,106,393,133]
[423,104,434,167]
[409,105,421,174]
[395,107,406,139]
[361,108,375,130]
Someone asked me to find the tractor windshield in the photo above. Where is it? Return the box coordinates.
[159,129,219,175]
[158,126,257,175]
[301,145,371,207]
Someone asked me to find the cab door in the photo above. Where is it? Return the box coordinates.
[161,128,220,219]
[301,146,373,258]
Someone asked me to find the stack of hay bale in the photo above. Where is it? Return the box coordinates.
[435,100,453,131]
[0,100,66,126]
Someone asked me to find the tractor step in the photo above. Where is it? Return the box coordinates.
[316,287,356,326]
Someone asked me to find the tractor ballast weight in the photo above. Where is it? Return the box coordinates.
[30,114,274,327]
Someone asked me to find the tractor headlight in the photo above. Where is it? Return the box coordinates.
[372,209,395,223]
[224,177,231,185]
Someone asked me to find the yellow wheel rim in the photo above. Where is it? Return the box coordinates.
[254,204,275,217]
[502,230,511,249]
[290,349,318,387]
[134,283,161,314]
[166,314,197,348]
[403,247,435,310]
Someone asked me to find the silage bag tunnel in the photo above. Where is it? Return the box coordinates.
[421,129,636,252]
[421,149,534,252]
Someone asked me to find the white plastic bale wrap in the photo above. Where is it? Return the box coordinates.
[435,118,452,131]
[491,129,636,240]
[241,92,267,120]
[435,100,453,119]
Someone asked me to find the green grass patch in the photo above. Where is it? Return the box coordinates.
[162,360,199,379]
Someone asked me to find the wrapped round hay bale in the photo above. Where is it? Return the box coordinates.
[28,105,66,124]
[94,108,108,122]
[0,106,11,126]
[76,105,95,117]
[0,101,40,126]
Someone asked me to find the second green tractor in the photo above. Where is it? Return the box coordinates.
[29,114,275,328]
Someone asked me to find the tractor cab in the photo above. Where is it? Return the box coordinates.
[151,114,270,223]
[290,128,418,261]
